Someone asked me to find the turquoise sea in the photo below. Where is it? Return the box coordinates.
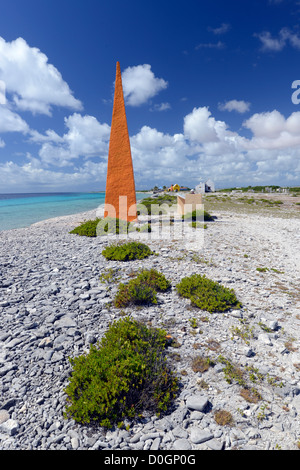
[0,192,146,231]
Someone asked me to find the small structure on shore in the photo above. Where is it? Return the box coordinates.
[104,62,137,222]
[195,179,215,194]
[177,193,203,216]
[168,184,180,192]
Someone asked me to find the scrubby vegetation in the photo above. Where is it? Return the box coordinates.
[114,269,171,308]
[102,241,154,261]
[64,317,179,427]
[189,222,207,229]
[96,217,135,235]
[182,209,214,222]
[214,409,234,426]
[137,194,177,215]
[176,274,241,313]
[69,218,101,237]
[69,217,136,237]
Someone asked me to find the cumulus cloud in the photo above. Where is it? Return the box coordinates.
[183,107,225,143]
[0,105,29,134]
[130,107,300,188]
[0,156,108,191]
[219,100,251,113]
[122,64,168,106]
[243,110,300,149]
[31,113,110,167]
[24,105,298,190]
[0,36,83,115]
[1,102,300,191]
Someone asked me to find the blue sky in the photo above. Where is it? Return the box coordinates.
[0,0,300,192]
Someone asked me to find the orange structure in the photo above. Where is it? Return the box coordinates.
[104,62,137,222]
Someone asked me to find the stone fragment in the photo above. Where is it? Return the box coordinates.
[0,409,10,424]
[54,315,77,329]
[173,438,192,450]
[172,425,189,439]
[206,438,224,450]
[190,428,214,444]
[186,395,209,412]
[0,418,19,436]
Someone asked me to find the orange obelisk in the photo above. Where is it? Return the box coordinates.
[104,62,137,222]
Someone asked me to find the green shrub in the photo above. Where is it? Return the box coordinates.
[96,217,135,235]
[114,269,171,308]
[102,241,153,261]
[189,222,207,229]
[69,218,101,237]
[64,317,179,427]
[136,223,152,232]
[183,209,214,222]
[70,217,136,237]
[176,274,241,313]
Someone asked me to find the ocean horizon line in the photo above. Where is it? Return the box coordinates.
[0,191,148,231]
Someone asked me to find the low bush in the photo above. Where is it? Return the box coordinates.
[70,217,136,237]
[183,209,214,222]
[176,274,242,313]
[114,269,171,308]
[137,194,177,215]
[69,218,100,237]
[102,241,153,261]
[64,317,179,427]
[96,217,135,235]
[189,222,207,229]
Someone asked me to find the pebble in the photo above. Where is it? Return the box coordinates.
[0,207,299,450]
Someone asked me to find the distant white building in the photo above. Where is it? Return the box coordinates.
[195,179,215,194]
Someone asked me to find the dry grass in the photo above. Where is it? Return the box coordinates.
[191,356,213,373]
[240,387,262,403]
[214,409,234,426]
[203,192,300,219]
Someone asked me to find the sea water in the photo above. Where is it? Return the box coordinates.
[0,192,146,231]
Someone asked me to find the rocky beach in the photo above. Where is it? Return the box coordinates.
[0,194,299,451]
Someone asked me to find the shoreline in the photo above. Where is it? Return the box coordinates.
[0,191,151,233]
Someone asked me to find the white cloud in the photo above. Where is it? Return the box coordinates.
[0,156,108,191]
[122,64,168,106]
[0,105,29,134]
[208,23,231,35]
[255,31,285,51]
[183,107,224,143]
[243,110,300,149]
[151,102,171,112]
[1,105,300,191]
[29,129,65,144]
[256,28,300,52]
[33,113,110,167]
[219,100,251,113]
[131,107,300,187]
[195,41,225,50]
[0,37,83,115]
